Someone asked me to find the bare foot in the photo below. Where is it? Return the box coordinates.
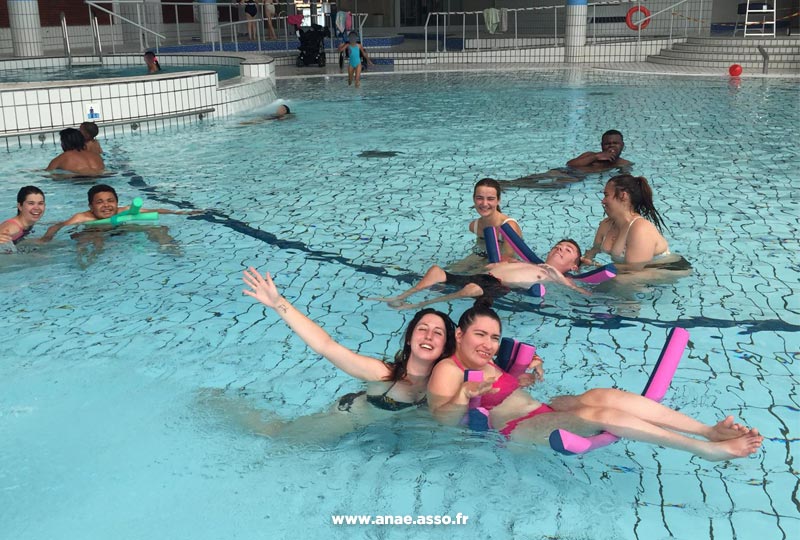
[707,416,749,441]
[700,433,763,461]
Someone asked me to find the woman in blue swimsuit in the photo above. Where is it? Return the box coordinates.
[337,32,373,87]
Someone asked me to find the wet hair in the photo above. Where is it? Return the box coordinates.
[388,308,456,382]
[456,303,502,335]
[87,184,118,204]
[144,51,161,71]
[80,122,99,139]
[602,129,624,141]
[608,174,666,232]
[473,178,502,212]
[556,238,582,267]
[59,128,86,151]
[283,105,291,114]
[16,186,44,215]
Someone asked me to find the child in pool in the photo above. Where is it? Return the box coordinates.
[337,32,373,88]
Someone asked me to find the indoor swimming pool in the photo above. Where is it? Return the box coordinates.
[0,63,242,83]
[0,68,797,540]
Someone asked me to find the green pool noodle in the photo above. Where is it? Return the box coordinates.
[114,197,144,218]
[86,211,159,226]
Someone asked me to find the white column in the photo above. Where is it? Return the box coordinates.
[8,0,44,57]
[198,0,220,43]
[564,0,587,63]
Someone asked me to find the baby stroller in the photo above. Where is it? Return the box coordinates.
[296,24,330,67]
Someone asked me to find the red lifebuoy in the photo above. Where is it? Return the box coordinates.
[626,6,651,31]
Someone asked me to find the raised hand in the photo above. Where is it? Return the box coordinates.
[242,267,283,309]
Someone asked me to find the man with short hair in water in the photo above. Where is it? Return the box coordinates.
[40,184,198,241]
[500,129,631,189]
[566,129,631,171]
[374,240,587,310]
[46,128,105,175]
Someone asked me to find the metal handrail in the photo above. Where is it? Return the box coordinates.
[422,0,706,60]
[60,12,72,68]
[91,16,104,64]
[213,10,367,54]
[757,45,769,74]
[85,1,166,52]
[1,108,216,140]
[424,0,633,57]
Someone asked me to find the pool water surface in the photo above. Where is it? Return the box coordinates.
[0,68,797,540]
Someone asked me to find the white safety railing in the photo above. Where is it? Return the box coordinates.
[212,11,368,54]
[85,1,166,52]
[91,15,104,63]
[423,0,708,58]
[212,12,290,53]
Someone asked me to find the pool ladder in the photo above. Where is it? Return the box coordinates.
[60,12,72,68]
[60,12,104,67]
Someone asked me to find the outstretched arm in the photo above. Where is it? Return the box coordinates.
[542,264,588,295]
[359,44,374,65]
[140,207,204,216]
[242,267,393,382]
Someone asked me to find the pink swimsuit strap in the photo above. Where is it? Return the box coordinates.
[448,355,519,410]
[499,403,555,439]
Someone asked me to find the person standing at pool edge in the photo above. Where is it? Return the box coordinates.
[338,32,373,88]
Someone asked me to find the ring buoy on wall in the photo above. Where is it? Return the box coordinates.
[626,6,651,31]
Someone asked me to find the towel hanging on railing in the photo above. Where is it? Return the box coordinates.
[483,8,501,34]
[500,8,508,33]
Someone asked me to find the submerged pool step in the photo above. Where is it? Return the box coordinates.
[646,55,800,70]
[646,36,800,72]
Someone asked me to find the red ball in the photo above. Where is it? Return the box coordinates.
[729,64,743,77]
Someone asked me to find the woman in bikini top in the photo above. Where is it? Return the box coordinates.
[447,178,523,274]
[583,175,671,267]
[426,303,763,460]
[1,186,46,248]
[243,267,456,418]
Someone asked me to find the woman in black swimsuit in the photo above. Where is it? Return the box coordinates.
[236,267,456,441]
[240,0,258,40]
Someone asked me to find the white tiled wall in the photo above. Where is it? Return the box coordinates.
[0,53,276,150]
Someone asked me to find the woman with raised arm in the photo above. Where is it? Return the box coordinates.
[236,267,456,440]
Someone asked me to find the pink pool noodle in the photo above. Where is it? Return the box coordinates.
[549,328,689,455]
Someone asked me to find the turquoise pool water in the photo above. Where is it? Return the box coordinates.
[0,69,797,540]
[0,63,241,83]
